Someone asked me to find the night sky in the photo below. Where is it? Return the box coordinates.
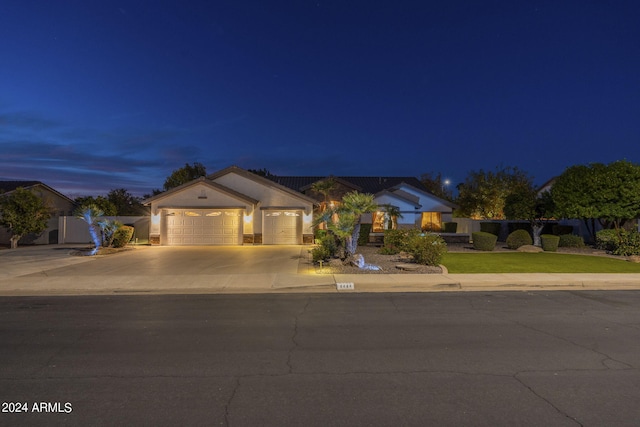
[1,1,639,197]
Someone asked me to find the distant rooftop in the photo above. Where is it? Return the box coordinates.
[266,175,429,194]
[0,180,42,193]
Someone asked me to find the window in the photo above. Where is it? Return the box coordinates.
[372,211,396,232]
[421,212,442,232]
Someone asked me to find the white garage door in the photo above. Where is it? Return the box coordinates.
[165,209,242,245]
[263,210,302,245]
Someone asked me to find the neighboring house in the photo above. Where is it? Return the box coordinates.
[143,166,318,246]
[271,175,459,237]
[537,177,555,196]
[0,181,76,245]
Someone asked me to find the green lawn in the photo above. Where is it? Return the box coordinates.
[442,252,640,274]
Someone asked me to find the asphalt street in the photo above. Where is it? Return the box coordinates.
[1,291,640,426]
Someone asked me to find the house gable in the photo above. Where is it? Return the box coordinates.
[144,178,258,212]
[389,183,458,212]
[0,180,76,246]
[0,181,75,216]
[208,166,317,212]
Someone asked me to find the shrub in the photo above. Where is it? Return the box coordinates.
[358,223,372,247]
[506,229,532,249]
[315,229,328,240]
[541,234,560,252]
[472,231,497,251]
[112,225,134,248]
[559,234,584,248]
[480,222,501,237]
[595,229,619,252]
[407,233,447,266]
[311,245,331,262]
[443,222,458,233]
[312,234,337,262]
[611,229,640,256]
[382,228,421,255]
[552,225,574,235]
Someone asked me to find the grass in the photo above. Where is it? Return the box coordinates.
[442,252,640,274]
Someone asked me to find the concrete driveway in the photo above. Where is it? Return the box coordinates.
[0,245,332,295]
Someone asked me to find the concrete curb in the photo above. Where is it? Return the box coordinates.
[2,272,640,296]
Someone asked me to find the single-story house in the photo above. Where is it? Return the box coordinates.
[143,166,318,245]
[270,174,458,234]
[143,166,457,246]
[0,181,76,245]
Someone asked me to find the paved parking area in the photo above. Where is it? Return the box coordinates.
[0,245,95,279]
[0,245,332,295]
[0,245,311,279]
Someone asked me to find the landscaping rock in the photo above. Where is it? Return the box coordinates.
[517,245,544,253]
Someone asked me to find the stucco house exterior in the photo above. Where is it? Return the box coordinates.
[270,175,458,234]
[143,166,317,245]
[143,166,457,246]
[0,181,76,245]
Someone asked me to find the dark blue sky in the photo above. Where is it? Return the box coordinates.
[1,1,639,197]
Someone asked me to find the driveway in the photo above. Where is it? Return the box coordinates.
[0,245,332,295]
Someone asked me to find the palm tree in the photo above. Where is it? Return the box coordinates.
[311,178,337,213]
[75,204,104,255]
[314,191,377,258]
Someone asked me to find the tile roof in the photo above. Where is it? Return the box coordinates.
[267,175,429,194]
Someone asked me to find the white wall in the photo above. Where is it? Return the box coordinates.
[58,216,150,244]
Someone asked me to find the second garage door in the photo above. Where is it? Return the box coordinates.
[263,210,302,244]
[165,209,242,245]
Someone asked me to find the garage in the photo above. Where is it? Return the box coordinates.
[263,210,302,245]
[164,209,242,245]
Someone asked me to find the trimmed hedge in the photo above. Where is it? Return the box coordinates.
[506,229,532,249]
[472,231,497,251]
[559,234,584,248]
[112,226,134,248]
[541,234,560,252]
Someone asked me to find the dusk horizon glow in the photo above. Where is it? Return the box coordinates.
[2,1,639,198]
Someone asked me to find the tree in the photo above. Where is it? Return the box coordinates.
[314,191,377,258]
[420,172,454,201]
[551,160,640,241]
[107,188,145,215]
[163,162,207,191]
[456,166,532,219]
[504,186,555,246]
[248,168,275,178]
[0,188,52,249]
[311,178,337,214]
[97,218,122,248]
[75,204,104,254]
[75,196,117,216]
